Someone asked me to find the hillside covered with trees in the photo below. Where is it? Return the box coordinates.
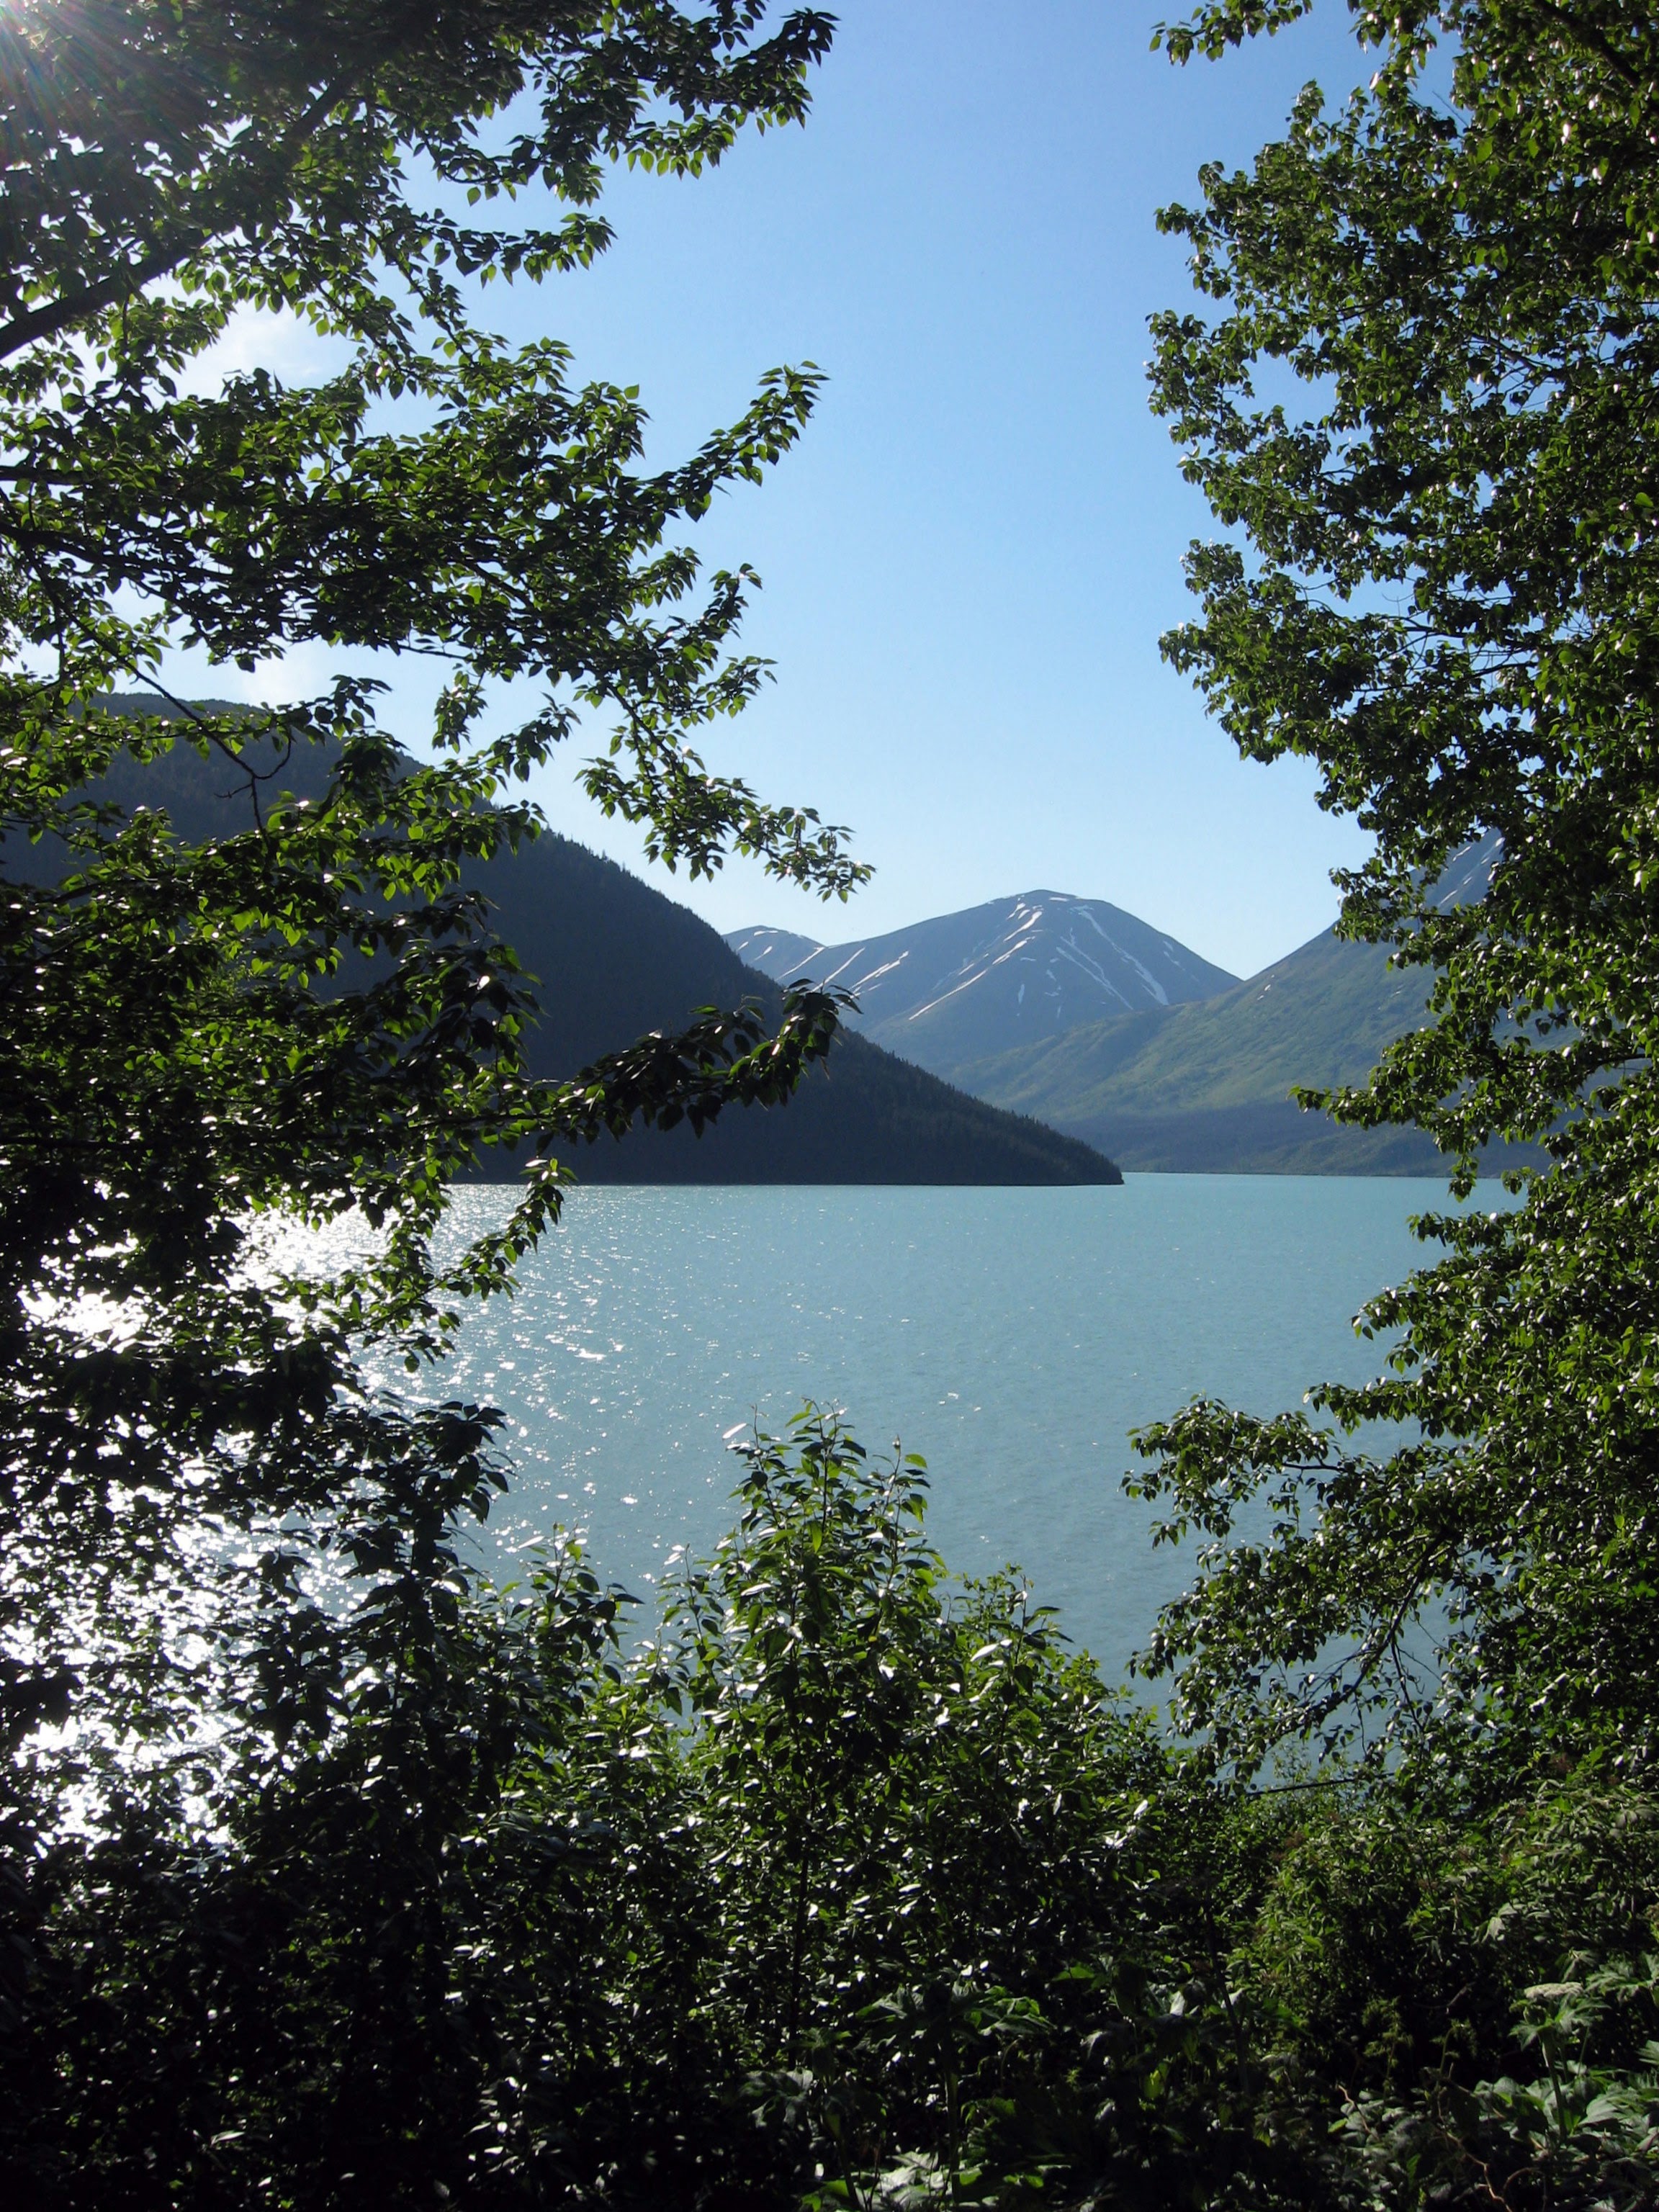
[961,920,1448,1171]
[24,721,1115,1185]
[5,5,1659,2211]
[730,854,1517,1175]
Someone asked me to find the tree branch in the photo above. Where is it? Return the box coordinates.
[0,71,360,362]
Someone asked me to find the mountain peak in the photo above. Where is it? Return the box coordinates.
[729,892,1237,1074]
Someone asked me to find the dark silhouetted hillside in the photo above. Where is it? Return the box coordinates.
[17,710,1118,1187]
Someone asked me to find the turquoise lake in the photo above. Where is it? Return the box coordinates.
[366,1176,1468,1677]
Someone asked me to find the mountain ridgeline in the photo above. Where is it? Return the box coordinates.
[477,840,1118,1184]
[734,858,1501,1175]
[729,893,1238,1066]
[955,927,1444,1174]
[30,711,1118,1187]
[37,703,1487,1178]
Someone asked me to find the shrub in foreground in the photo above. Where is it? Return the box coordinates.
[3,1413,1655,2210]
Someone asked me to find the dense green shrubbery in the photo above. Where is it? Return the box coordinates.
[6,1412,1657,2208]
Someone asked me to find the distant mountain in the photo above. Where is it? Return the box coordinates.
[19,714,1118,1187]
[736,845,1525,1176]
[727,893,1238,1079]
[955,841,1522,1174]
[729,925,827,977]
[472,841,1118,1184]
[958,925,1444,1173]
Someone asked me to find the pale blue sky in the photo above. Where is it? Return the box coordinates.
[190,2,1378,979]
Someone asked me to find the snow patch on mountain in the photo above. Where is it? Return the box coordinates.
[727,891,1238,1084]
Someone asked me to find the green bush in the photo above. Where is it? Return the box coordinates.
[11,1411,1653,2208]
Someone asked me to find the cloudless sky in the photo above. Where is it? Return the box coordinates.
[197,2,1381,979]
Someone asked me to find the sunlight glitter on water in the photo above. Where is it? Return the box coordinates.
[338,1177,1454,1674]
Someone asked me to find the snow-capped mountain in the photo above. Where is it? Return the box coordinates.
[727,892,1238,1084]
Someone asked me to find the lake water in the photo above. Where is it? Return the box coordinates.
[361,1175,1467,1677]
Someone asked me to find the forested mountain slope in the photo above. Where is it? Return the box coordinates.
[730,891,1447,1172]
[29,714,1117,1186]
[951,840,1509,1172]
[958,923,1444,1172]
[477,834,1117,1182]
[737,842,1509,1174]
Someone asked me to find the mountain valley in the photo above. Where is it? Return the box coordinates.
[40,716,1118,1188]
[734,879,1501,1175]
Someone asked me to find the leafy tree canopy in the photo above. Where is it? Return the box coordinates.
[1134,0,1659,1786]
[0,1,860,1806]
[12,6,1659,2208]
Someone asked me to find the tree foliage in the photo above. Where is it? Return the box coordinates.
[1131,0,1659,1786]
[14,1411,1659,2209]
[0,1413,1202,2207]
[1115,3,1659,2198]
[0,1,861,1800]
